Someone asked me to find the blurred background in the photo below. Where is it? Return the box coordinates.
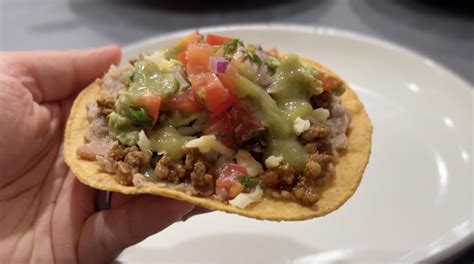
[0,0,472,83]
[0,0,472,262]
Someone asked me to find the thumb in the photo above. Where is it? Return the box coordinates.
[77,195,194,264]
[0,46,121,103]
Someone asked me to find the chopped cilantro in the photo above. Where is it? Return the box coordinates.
[247,51,262,65]
[224,39,243,51]
[128,105,153,127]
[223,39,243,60]
[236,174,259,189]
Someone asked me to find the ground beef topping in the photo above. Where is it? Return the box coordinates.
[155,155,186,184]
[154,148,215,197]
[96,96,115,116]
[292,182,319,206]
[102,144,144,186]
[259,163,295,188]
[257,152,337,206]
[190,161,214,196]
[300,122,331,142]
[290,153,334,205]
[187,149,215,196]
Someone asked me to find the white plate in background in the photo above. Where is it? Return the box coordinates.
[118,24,472,263]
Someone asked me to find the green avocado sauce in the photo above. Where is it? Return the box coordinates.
[109,59,179,146]
[272,54,323,122]
[234,54,323,171]
[128,59,179,96]
[148,126,195,161]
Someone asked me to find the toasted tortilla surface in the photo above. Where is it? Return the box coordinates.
[64,57,373,221]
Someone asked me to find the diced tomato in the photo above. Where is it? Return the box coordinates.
[217,73,234,92]
[177,51,188,65]
[186,44,213,74]
[221,163,248,177]
[166,90,202,114]
[189,73,237,114]
[136,93,161,124]
[202,112,234,137]
[320,73,342,92]
[217,72,239,101]
[174,32,201,53]
[230,101,265,144]
[217,59,239,92]
[215,163,247,199]
[216,178,244,199]
[205,34,233,46]
[201,111,235,148]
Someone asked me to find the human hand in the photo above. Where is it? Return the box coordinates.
[0,47,200,263]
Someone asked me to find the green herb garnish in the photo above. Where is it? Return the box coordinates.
[223,39,243,60]
[128,105,153,127]
[236,174,259,189]
[247,51,262,65]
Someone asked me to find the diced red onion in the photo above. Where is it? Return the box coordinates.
[256,64,272,87]
[256,48,267,61]
[216,187,229,200]
[243,59,259,74]
[209,56,228,74]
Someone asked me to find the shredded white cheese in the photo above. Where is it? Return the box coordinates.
[236,150,263,177]
[184,135,234,157]
[293,116,311,135]
[229,185,263,209]
[146,51,172,72]
[265,155,283,168]
[313,108,330,122]
[137,130,150,151]
[137,130,152,163]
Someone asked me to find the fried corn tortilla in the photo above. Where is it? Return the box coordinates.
[64,36,372,221]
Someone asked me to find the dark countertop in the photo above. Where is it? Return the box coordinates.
[0,0,472,262]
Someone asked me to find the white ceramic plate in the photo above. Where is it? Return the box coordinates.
[117,24,473,263]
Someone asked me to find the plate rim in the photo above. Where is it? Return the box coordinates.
[123,23,473,91]
[121,23,473,262]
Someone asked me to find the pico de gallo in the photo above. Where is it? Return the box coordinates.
[77,32,351,208]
